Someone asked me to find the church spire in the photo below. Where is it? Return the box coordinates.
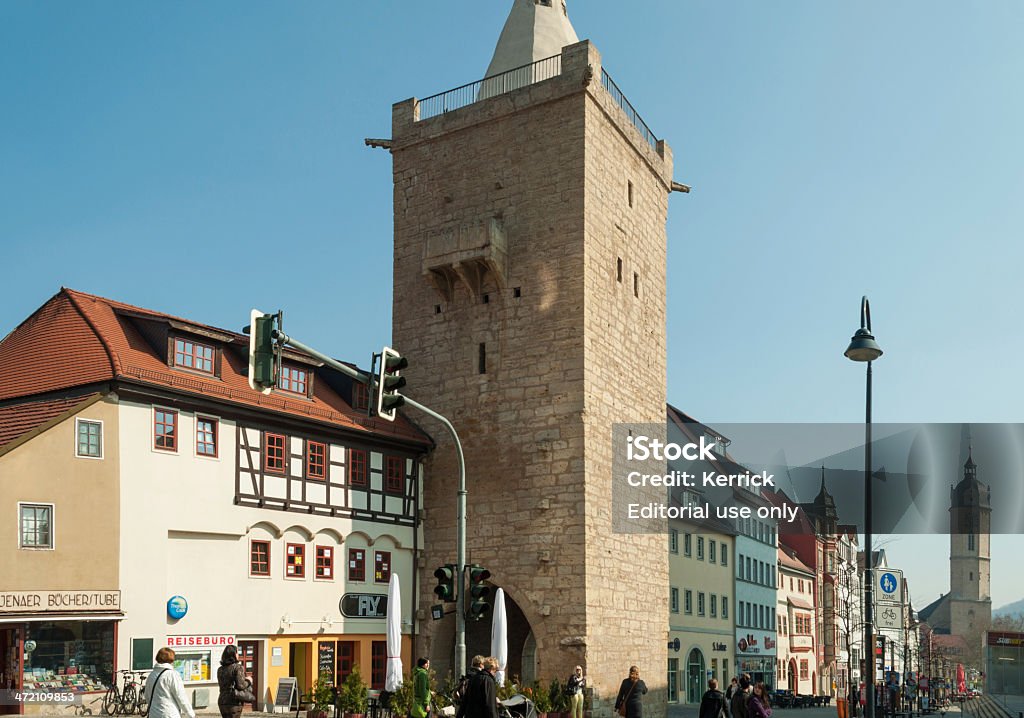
[485,0,580,79]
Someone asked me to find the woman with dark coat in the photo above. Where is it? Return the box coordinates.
[614,666,648,718]
[217,645,252,718]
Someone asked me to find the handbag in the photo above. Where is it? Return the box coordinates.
[232,676,256,704]
[617,681,637,717]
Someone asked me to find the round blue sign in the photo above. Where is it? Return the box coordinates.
[879,572,898,595]
[167,595,188,619]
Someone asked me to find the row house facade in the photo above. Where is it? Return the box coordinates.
[0,289,431,714]
[777,545,816,694]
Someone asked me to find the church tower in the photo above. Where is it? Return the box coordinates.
[948,449,992,644]
[389,1,675,711]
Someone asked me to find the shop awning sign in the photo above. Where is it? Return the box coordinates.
[0,590,121,613]
[340,593,388,618]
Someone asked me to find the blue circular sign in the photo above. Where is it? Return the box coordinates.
[167,595,188,620]
[879,572,898,595]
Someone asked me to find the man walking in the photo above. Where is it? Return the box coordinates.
[461,657,498,718]
[699,679,728,718]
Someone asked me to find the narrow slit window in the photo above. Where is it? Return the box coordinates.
[617,258,623,282]
[513,287,521,298]
[634,272,639,297]
[628,181,634,208]
[478,343,486,374]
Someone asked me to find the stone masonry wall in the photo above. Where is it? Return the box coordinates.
[390,40,673,716]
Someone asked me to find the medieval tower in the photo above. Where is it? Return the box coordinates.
[948,449,992,644]
[389,1,678,712]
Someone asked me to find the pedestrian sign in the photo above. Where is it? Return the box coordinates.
[875,569,902,604]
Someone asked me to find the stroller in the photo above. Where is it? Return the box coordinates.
[500,695,538,718]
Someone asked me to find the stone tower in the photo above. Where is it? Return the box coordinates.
[389,1,675,713]
[948,449,992,645]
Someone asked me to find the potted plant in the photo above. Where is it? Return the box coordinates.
[389,674,415,718]
[307,673,335,718]
[532,680,552,718]
[337,665,368,718]
[549,678,569,718]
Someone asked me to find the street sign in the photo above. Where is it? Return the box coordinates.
[875,569,903,604]
[875,601,904,630]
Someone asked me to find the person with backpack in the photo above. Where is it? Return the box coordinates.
[699,679,728,718]
[566,666,586,718]
[455,656,484,718]
[730,675,752,718]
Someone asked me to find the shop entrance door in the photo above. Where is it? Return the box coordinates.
[289,643,311,695]
[238,641,260,708]
[0,627,24,715]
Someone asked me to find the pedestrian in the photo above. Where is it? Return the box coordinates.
[726,678,740,702]
[143,648,196,718]
[747,683,772,718]
[730,675,752,718]
[460,656,498,718]
[614,666,648,718]
[455,656,485,718]
[699,679,728,718]
[412,658,432,718]
[217,645,254,718]
[565,666,586,718]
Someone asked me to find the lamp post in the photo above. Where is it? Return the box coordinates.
[845,296,883,718]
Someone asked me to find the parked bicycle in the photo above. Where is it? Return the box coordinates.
[102,670,150,716]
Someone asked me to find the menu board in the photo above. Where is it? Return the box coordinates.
[318,643,335,684]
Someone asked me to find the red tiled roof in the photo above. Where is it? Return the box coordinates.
[0,394,101,455]
[0,289,429,447]
[779,546,815,575]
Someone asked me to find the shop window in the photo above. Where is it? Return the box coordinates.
[265,433,286,474]
[196,417,218,457]
[371,641,387,689]
[173,338,215,374]
[154,409,178,452]
[76,419,103,458]
[286,543,305,578]
[349,449,367,486]
[250,540,270,576]
[348,549,366,582]
[18,503,53,549]
[316,546,334,580]
[307,441,327,480]
[22,620,114,692]
[385,456,403,494]
[374,550,391,583]
[278,365,308,396]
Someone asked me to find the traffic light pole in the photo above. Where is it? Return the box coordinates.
[264,327,468,677]
[400,396,468,679]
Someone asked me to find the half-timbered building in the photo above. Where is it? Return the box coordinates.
[0,288,431,713]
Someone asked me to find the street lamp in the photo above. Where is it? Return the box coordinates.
[845,296,883,718]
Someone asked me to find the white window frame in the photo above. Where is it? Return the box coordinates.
[669,529,679,554]
[75,418,104,459]
[18,502,55,550]
[670,587,679,613]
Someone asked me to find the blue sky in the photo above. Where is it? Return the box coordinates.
[2,1,1022,607]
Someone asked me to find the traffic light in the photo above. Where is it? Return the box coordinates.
[433,564,457,603]
[376,346,408,421]
[247,309,279,393]
[467,565,491,621]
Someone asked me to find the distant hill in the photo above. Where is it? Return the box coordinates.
[994,598,1024,618]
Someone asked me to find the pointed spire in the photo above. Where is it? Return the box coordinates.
[485,0,580,79]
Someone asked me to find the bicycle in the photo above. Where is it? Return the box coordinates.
[103,670,144,716]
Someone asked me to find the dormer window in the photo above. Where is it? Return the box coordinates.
[277,365,308,396]
[173,337,215,375]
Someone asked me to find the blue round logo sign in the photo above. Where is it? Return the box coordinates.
[167,595,188,620]
[879,572,898,596]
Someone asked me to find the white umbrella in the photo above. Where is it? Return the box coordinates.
[491,588,508,687]
[385,573,403,692]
